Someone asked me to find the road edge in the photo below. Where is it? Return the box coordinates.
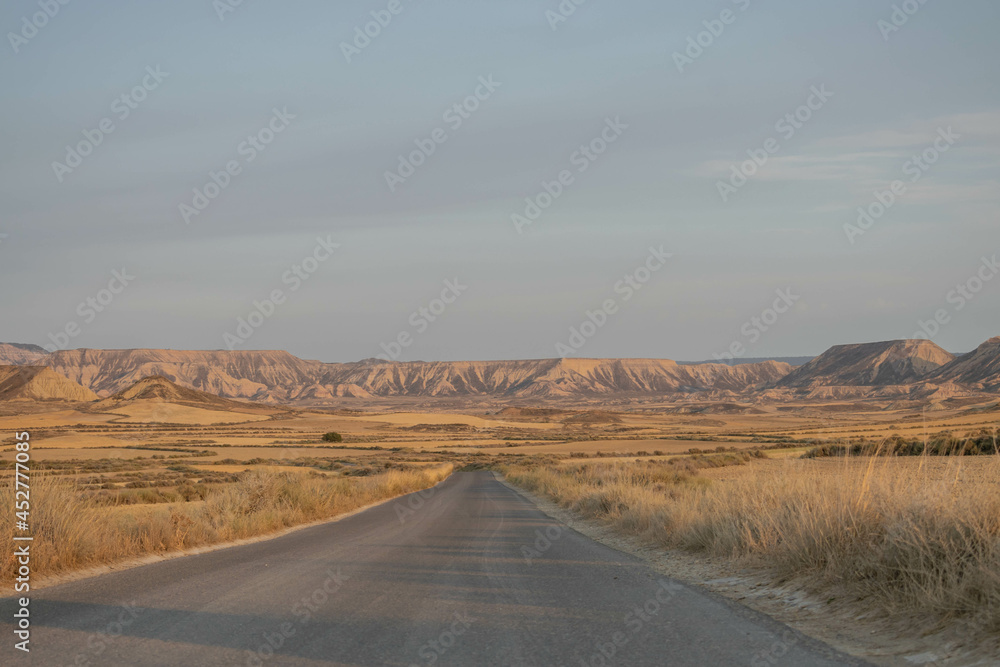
[4,472,456,595]
[492,471,996,667]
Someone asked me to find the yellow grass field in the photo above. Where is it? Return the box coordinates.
[0,393,997,664]
[503,454,1000,641]
[0,464,453,583]
[349,411,565,430]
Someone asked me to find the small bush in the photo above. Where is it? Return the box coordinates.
[322,432,343,443]
[177,482,209,501]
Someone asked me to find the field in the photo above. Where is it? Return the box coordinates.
[504,455,1000,638]
[1,394,998,663]
[3,395,998,518]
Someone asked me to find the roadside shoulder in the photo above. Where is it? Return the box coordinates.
[5,473,455,594]
[494,472,997,667]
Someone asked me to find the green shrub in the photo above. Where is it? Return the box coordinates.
[322,432,343,443]
[804,430,1000,458]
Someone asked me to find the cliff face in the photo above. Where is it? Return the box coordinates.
[776,340,955,388]
[11,337,999,404]
[317,358,792,398]
[35,349,793,401]
[42,349,319,400]
[926,337,1000,389]
[0,343,47,366]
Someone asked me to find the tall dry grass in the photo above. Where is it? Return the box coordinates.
[0,464,452,582]
[504,455,1000,631]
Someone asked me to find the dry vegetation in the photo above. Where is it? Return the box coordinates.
[4,389,1000,658]
[0,464,452,583]
[503,452,1000,638]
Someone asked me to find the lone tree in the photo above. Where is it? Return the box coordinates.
[322,432,343,443]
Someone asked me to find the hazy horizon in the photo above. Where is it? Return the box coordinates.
[4,339,983,367]
[3,1,998,363]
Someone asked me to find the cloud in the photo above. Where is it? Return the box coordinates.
[812,112,1000,152]
[693,111,1000,205]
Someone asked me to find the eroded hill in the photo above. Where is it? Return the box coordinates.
[6,337,999,406]
[0,343,47,366]
[37,350,792,402]
[927,337,1000,390]
[776,340,955,389]
[0,365,98,402]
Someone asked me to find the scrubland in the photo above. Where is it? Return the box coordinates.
[0,464,452,583]
[504,452,1000,635]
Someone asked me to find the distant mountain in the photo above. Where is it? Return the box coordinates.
[34,349,792,402]
[776,340,955,389]
[4,337,998,405]
[0,366,98,402]
[926,337,1000,389]
[0,343,46,366]
[43,349,318,401]
[316,358,793,398]
[680,356,814,367]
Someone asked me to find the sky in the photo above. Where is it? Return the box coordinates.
[1,0,998,363]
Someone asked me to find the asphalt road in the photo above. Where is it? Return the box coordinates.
[1,471,868,666]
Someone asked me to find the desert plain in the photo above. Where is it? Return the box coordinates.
[1,339,999,665]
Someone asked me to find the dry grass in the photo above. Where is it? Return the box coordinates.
[504,454,1000,633]
[0,464,452,582]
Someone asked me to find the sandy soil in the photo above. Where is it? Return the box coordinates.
[105,402,274,425]
[0,409,117,428]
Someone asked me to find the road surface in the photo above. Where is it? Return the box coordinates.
[1,471,867,666]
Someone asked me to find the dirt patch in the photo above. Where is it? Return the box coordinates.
[563,410,623,424]
[494,406,568,419]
